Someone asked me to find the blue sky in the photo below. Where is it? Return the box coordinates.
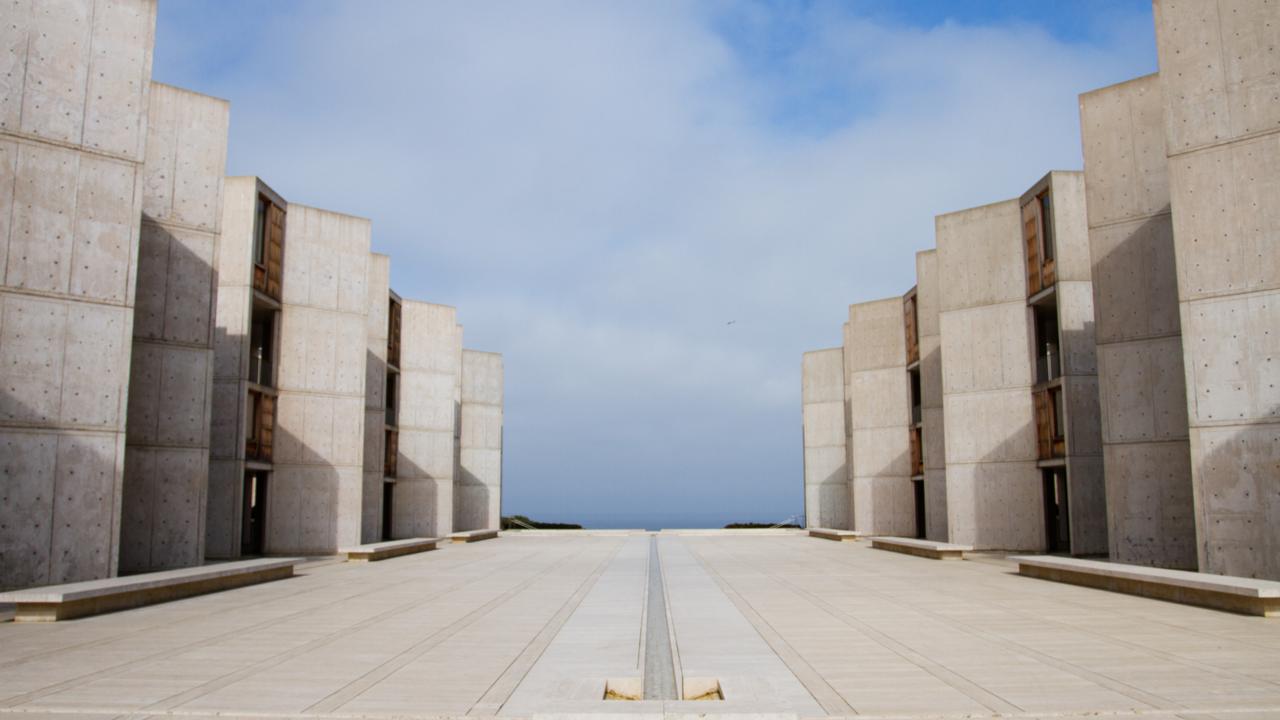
[154,2,1157,528]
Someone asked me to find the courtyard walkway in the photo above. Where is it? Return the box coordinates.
[1,532,1278,718]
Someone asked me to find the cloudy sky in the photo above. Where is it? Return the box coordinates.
[154,1,1158,529]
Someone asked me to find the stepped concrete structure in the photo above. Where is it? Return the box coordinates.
[1080,74,1197,569]
[394,301,462,538]
[1154,0,1280,580]
[801,348,848,529]
[120,82,228,573]
[271,206,371,554]
[846,298,915,536]
[456,349,504,531]
[0,0,156,589]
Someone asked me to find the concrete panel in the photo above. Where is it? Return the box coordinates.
[0,295,67,424]
[924,468,948,543]
[945,461,1044,551]
[1080,75,1170,227]
[915,250,941,340]
[936,200,1024,312]
[1067,454,1108,556]
[141,83,228,232]
[1103,441,1197,569]
[942,389,1037,465]
[846,298,906,372]
[1088,217,1182,345]
[851,476,914,537]
[802,348,848,530]
[1181,291,1280,426]
[359,256,390,543]
[1191,424,1280,579]
[1045,172,1092,283]
[1057,281,1098,377]
[1155,0,1280,153]
[49,432,120,584]
[939,303,1033,394]
[0,430,58,590]
[204,460,239,560]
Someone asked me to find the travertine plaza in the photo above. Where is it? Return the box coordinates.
[3,2,1280,719]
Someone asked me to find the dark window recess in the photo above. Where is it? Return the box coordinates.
[381,482,395,541]
[909,368,923,425]
[913,479,926,540]
[385,372,398,427]
[384,428,398,478]
[1043,469,1070,553]
[1033,302,1060,383]
[903,290,919,365]
[387,299,402,368]
[246,389,275,462]
[250,306,276,387]
[241,471,268,556]
[909,426,924,477]
[253,196,268,267]
[1039,191,1055,262]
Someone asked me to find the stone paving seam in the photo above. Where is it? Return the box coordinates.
[699,536,1025,715]
[301,541,601,715]
[682,540,855,716]
[811,542,1280,701]
[465,538,626,716]
[0,545,544,711]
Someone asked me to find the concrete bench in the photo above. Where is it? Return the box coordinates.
[0,558,300,622]
[809,528,862,542]
[871,537,971,560]
[1012,555,1280,617]
[340,538,438,562]
[448,529,499,544]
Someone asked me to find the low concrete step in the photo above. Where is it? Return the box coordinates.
[340,538,438,562]
[0,558,300,622]
[448,528,500,544]
[871,537,971,560]
[809,528,862,542]
[1012,555,1280,617]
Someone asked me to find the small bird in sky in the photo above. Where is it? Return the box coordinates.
[726,320,736,325]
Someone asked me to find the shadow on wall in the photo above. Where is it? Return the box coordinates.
[121,215,219,575]
[0,389,119,591]
[454,464,491,534]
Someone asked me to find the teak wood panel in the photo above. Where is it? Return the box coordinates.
[903,291,919,365]
[384,428,398,478]
[253,199,286,301]
[246,390,275,462]
[387,299,402,368]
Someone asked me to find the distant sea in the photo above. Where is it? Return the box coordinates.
[514,508,805,532]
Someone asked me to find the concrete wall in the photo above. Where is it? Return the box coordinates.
[846,299,915,536]
[272,206,370,554]
[1080,74,1198,569]
[1039,171,1108,556]
[0,0,156,589]
[802,348,849,529]
[120,83,227,573]
[1155,0,1280,579]
[937,200,1042,551]
[396,301,460,538]
[915,250,948,541]
[360,255,390,543]
[205,177,285,559]
[456,350,503,532]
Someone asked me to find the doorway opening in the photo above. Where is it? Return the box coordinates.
[241,471,268,556]
[1042,468,1070,554]
[912,478,926,539]
[381,481,395,541]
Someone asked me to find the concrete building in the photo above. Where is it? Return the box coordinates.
[1154,0,1280,579]
[120,82,228,573]
[456,350,504,532]
[1080,74,1197,569]
[846,299,915,536]
[801,348,848,529]
[271,206,371,554]
[206,177,287,559]
[0,0,156,589]
[394,301,462,538]
[915,250,948,541]
[360,255,397,543]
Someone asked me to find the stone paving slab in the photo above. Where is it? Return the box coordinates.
[1,535,1278,718]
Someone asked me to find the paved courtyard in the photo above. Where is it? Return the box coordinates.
[2,532,1279,719]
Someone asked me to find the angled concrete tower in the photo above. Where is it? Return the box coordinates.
[915,250,948,541]
[802,348,849,529]
[396,301,461,538]
[846,298,915,536]
[1081,75,1196,569]
[0,0,156,589]
[120,82,228,573]
[456,350,504,532]
[1154,0,1280,579]
[360,255,395,543]
[937,200,1043,551]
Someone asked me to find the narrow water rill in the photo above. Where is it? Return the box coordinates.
[643,536,677,700]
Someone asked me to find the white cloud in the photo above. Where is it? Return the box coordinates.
[156,1,1155,527]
